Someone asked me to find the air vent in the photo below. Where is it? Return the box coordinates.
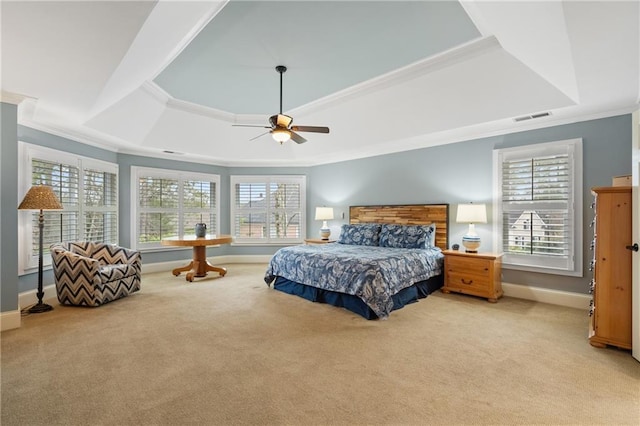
[513,111,551,122]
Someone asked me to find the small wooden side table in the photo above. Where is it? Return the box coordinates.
[441,250,503,302]
[304,238,336,245]
[161,235,233,282]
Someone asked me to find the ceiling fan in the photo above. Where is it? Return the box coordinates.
[233,65,329,144]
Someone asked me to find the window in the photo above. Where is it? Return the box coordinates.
[493,139,582,276]
[18,143,118,273]
[230,175,306,244]
[132,167,220,250]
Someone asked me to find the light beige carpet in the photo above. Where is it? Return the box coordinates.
[1,263,639,425]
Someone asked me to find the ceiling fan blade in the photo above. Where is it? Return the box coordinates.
[249,131,270,141]
[289,131,307,144]
[232,124,271,129]
[291,125,330,134]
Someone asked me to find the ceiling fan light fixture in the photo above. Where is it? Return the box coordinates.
[272,128,291,144]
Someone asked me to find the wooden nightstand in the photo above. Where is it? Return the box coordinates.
[304,238,336,245]
[441,250,503,302]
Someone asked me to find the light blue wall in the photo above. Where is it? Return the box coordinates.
[1,103,19,312]
[0,113,631,312]
[308,114,632,294]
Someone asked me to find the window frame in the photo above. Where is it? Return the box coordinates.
[230,175,306,245]
[18,142,119,275]
[131,166,220,251]
[492,138,583,277]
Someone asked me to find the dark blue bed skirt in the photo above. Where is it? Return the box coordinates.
[273,274,444,320]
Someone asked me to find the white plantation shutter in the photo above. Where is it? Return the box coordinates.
[231,176,306,244]
[495,139,582,275]
[132,168,220,249]
[182,179,217,238]
[137,176,179,244]
[31,159,80,258]
[19,143,119,272]
[83,168,118,244]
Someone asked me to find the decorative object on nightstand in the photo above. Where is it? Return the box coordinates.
[315,207,334,240]
[441,250,503,302]
[456,203,487,253]
[18,185,63,314]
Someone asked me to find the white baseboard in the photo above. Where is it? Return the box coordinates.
[0,309,21,332]
[142,254,272,274]
[502,282,591,310]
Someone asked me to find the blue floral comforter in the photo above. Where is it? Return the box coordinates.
[264,243,444,319]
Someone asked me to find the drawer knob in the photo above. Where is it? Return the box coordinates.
[461,278,473,285]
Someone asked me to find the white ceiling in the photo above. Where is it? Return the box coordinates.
[2,0,639,167]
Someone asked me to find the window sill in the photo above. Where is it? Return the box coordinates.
[502,262,583,277]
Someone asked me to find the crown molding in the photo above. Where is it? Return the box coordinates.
[145,81,266,123]
[166,96,236,121]
[18,99,126,153]
[1,91,34,105]
[140,81,171,105]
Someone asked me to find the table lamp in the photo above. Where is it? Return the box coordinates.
[456,203,487,253]
[315,207,334,240]
[18,185,63,313]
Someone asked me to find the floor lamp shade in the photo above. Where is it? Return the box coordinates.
[456,203,487,253]
[18,186,63,314]
[315,207,334,240]
[18,185,64,210]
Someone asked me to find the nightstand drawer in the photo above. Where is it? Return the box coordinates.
[445,271,490,292]
[446,256,492,278]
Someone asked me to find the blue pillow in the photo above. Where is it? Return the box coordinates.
[379,224,436,249]
[337,224,382,246]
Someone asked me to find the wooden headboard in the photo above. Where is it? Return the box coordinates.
[349,204,449,250]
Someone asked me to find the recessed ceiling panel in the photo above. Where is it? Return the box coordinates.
[154,0,481,114]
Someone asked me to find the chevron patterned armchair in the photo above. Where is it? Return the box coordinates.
[50,242,141,307]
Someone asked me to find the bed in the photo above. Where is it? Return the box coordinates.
[264,204,449,319]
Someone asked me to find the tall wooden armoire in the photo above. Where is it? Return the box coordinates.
[589,186,632,349]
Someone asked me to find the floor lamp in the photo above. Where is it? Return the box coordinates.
[18,185,63,314]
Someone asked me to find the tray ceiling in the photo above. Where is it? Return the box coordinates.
[2,0,638,166]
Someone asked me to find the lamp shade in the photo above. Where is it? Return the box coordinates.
[315,207,334,221]
[18,186,63,210]
[456,203,487,224]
